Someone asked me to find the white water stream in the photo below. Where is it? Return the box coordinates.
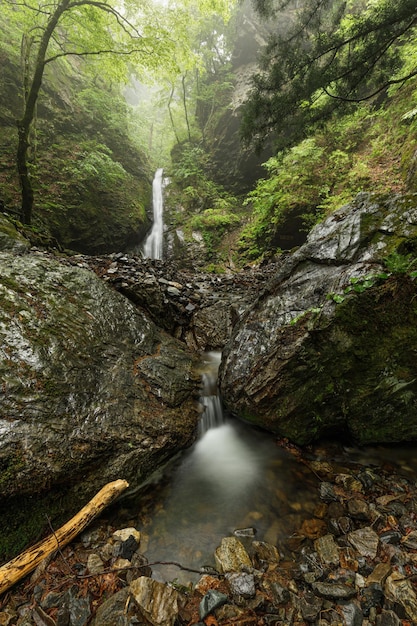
[122,352,320,584]
[142,168,165,260]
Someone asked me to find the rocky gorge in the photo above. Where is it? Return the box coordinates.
[2,189,417,624]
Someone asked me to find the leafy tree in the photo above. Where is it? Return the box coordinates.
[1,0,192,225]
[242,0,417,149]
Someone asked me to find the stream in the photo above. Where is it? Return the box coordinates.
[116,352,321,585]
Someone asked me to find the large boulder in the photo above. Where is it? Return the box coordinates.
[0,225,200,558]
[219,192,417,445]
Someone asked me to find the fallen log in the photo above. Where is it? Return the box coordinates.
[0,478,129,595]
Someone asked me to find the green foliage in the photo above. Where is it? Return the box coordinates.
[242,0,417,150]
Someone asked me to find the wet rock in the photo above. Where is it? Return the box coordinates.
[296,591,323,622]
[113,528,141,544]
[0,249,200,555]
[219,192,417,445]
[314,533,340,566]
[214,537,252,573]
[86,553,105,574]
[360,582,384,615]
[348,527,379,558]
[384,571,417,622]
[199,590,229,619]
[252,540,280,568]
[347,498,370,521]
[312,581,357,600]
[376,609,402,626]
[401,529,417,549]
[130,576,184,626]
[225,572,256,600]
[339,601,364,626]
[367,562,392,586]
[90,588,133,626]
[380,530,402,545]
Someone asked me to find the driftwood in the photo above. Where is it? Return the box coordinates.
[0,478,129,595]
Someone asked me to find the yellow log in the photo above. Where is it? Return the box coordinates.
[0,478,129,595]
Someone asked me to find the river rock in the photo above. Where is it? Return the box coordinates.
[219,192,417,445]
[348,527,379,559]
[0,225,200,558]
[129,576,184,626]
[214,537,252,572]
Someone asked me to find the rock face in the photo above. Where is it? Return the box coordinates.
[219,192,417,445]
[0,226,200,557]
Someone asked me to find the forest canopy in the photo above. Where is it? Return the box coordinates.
[242,0,417,149]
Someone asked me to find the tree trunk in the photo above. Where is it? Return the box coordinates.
[0,479,129,595]
[16,0,71,224]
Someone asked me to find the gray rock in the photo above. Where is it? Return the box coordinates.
[90,588,135,626]
[384,571,417,623]
[219,192,417,445]
[0,249,200,554]
[312,582,357,600]
[340,601,364,626]
[199,590,229,619]
[348,527,379,559]
[225,572,256,599]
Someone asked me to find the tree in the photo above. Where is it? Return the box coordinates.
[2,0,181,225]
[241,0,417,150]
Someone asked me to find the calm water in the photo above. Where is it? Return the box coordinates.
[118,353,320,584]
[113,352,417,585]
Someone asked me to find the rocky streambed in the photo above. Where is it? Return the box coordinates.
[2,443,417,625]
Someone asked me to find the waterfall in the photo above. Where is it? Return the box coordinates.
[198,352,225,436]
[142,168,164,260]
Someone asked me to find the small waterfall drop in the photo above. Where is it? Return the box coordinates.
[198,351,224,435]
[142,168,164,260]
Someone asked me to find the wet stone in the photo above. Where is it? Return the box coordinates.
[199,590,229,619]
[348,527,379,558]
[384,571,417,623]
[379,530,402,545]
[225,572,256,600]
[314,533,340,566]
[360,583,384,615]
[375,609,402,626]
[130,576,184,626]
[118,535,139,560]
[297,591,323,622]
[252,540,280,567]
[319,482,337,502]
[339,601,364,626]
[214,537,252,573]
[312,582,357,600]
[347,498,370,520]
[367,562,392,586]
[401,529,417,549]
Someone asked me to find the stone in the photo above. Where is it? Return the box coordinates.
[347,498,370,520]
[214,537,252,573]
[314,533,340,566]
[225,572,256,599]
[86,553,104,575]
[366,562,391,586]
[347,527,379,559]
[113,528,141,544]
[375,609,402,626]
[90,588,132,626]
[360,583,384,615]
[384,571,417,623]
[252,541,280,567]
[339,601,364,626]
[199,590,229,619]
[312,582,357,600]
[297,591,323,622]
[130,576,184,626]
[219,192,417,445]
[401,529,417,549]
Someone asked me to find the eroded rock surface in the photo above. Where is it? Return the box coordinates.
[219,192,417,444]
[0,234,200,556]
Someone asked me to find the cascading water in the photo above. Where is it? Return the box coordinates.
[142,168,165,260]
[119,352,321,584]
